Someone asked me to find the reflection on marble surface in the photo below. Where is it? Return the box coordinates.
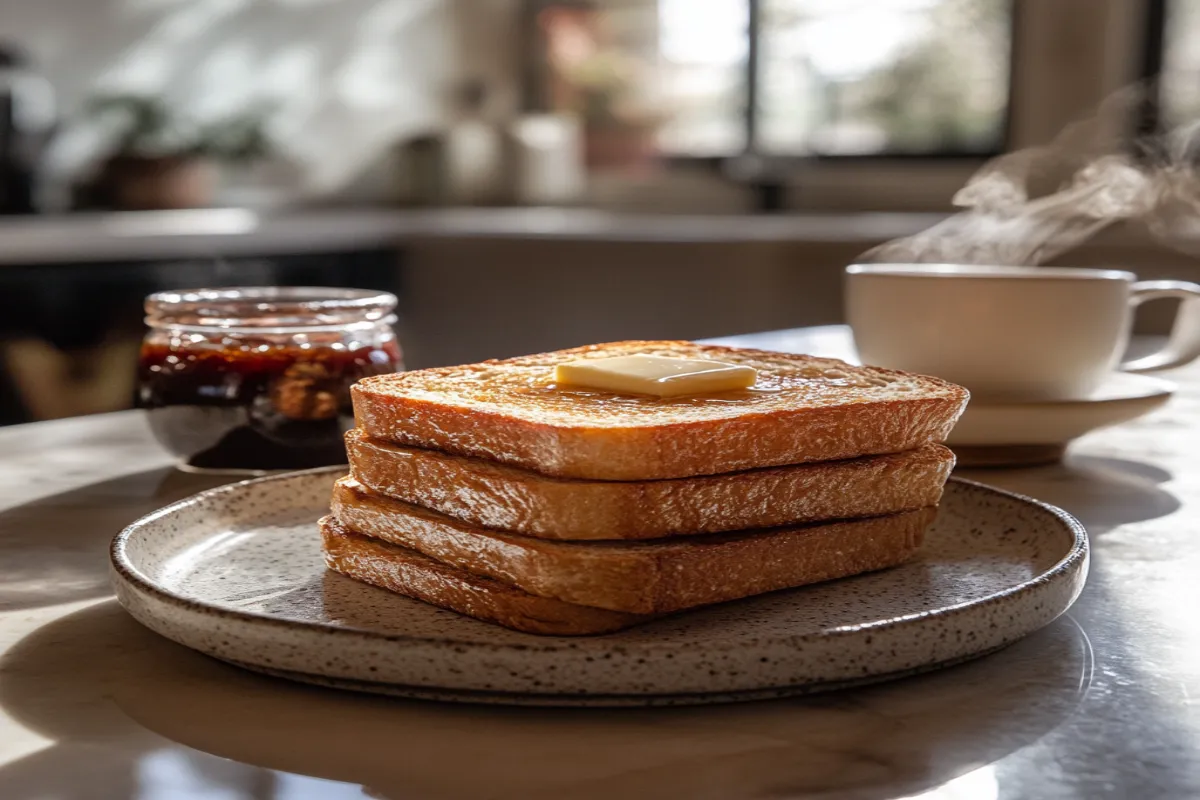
[0,600,1090,799]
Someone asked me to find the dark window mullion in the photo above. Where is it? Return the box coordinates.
[745,0,762,155]
[1139,0,1168,138]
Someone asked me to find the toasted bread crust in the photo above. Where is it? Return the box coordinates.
[347,429,955,540]
[352,341,969,480]
[321,516,647,635]
[331,478,934,614]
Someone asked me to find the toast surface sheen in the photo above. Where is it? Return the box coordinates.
[331,477,933,615]
[352,341,969,480]
[347,429,954,540]
[321,516,647,635]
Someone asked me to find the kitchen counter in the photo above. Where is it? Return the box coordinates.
[3,206,1195,268]
[0,207,946,264]
[0,326,1198,798]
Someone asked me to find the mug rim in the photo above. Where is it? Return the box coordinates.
[846,263,1136,282]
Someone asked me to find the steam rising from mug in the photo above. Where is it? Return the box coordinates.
[860,86,1200,266]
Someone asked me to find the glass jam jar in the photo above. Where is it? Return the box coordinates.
[137,287,402,473]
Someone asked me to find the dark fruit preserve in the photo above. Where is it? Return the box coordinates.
[136,287,401,472]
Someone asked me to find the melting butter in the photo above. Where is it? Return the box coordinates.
[554,354,757,397]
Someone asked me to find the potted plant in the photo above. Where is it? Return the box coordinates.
[82,93,273,210]
[538,7,664,172]
[566,51,663,171]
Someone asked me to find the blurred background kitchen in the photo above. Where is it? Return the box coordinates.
[0,0,1197,425]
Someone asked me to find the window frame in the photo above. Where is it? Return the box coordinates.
[523,0,1020,162]
[742,0,1019,163]
[1138,0,1169,137]
[517,0,1155,212]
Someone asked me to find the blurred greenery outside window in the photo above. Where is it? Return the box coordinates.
[527,0,1014,170]
[1160,0,1200,129]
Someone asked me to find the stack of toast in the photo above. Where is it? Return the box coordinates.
[320,341,969,635]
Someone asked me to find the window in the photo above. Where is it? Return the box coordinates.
[756,0,1012,156]
[1157,0,1200,130]
[526,0,1014,169]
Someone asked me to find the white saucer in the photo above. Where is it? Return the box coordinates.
[946,372,1175,462]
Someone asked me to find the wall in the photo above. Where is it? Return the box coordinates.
[0,0,1155,214]
[398,228,1199,369]
[399,237,849,368]
[3,0,519,202]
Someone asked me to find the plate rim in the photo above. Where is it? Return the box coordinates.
[110,467,1090,652]
[221,641,1017,706]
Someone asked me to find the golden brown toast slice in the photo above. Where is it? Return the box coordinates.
[330,477,934,615]
[347,428,955,540]
[320,516,647,635]
[351,341,968,480]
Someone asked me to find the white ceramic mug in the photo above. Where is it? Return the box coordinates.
[845,264,1200,401]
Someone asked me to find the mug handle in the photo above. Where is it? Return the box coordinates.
[1120,280,1200,372]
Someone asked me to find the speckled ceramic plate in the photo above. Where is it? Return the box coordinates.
[110,469,1088,706]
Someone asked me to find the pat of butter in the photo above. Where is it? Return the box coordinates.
[555,355,757,397]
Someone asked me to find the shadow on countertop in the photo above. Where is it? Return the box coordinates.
[957,454,1180,536]
[0,599,1092,800]
[0,466,233,612]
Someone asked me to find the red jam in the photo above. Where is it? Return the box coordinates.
[137,339,401,471]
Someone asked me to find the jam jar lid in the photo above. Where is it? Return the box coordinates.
[145,286,398,332]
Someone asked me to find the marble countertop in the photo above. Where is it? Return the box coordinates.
[1,328,1199,798]
[0,208,945,265]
